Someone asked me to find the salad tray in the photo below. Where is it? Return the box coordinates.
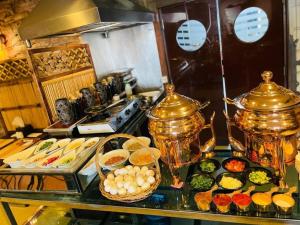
[0,137,102,194]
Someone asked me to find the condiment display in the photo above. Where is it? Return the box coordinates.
[3,138,100,169]
[224,71,300,187]
[95,134,161,202]
[213,190,242,213]
[190,174,214,191]
[222,158,248,173]
[199,159,220,173]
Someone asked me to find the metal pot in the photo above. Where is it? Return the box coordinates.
[224,71,300,187]
[147,84,215,188]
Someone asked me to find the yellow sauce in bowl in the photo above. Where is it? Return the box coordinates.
[252,193,272,206]
[273,194,295,208]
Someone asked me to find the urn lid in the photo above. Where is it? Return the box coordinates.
[149,84,206,119]
[233,71,300,111]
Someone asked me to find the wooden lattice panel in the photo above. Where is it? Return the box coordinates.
[41,69,96,120]
[0,58,33,82]
[30,45,93,78]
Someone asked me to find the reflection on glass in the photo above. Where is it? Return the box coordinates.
[176,20,207,51]
[234,7,269,43]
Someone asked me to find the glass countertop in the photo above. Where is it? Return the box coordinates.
[1,151,300,225]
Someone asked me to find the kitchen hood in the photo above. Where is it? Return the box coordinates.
[18,0,154,40]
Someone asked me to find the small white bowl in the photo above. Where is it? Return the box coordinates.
[122,137,151,152]
[64,138,86,154]
[52,151,77,169]
[46,138,71,154]
[99,149,129,171]
[23,151,47,168]
[3,145,36,168]
[34,138,57,155]
[77,137,100,154]
[129,148,160,167]
[37,149,63,168]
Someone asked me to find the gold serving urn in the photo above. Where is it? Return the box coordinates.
[148,84,215,188]
[224,71,300,187]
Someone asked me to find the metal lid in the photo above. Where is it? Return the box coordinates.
[149,84,203,119]
[235,71,300,111]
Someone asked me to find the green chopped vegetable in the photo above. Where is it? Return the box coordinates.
[39,141,53,151]
[200,161,216,173]
[249,171,271,184]
[190,174,214,190]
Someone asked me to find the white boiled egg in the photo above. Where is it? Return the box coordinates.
[116,181,124,189]
[136,175,145,187]
[147,176,155,184]
[110,188,118,195]
[133,166,141,173]
[141,166,148,173]
[115,175,123,182]
[118,188,127,195]
[128,185,137,194]
[146,170,155,177]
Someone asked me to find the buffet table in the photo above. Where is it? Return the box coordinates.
[1,151,299,225]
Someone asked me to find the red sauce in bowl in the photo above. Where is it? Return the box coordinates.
[232,194,251,206]
[213,194,232,206]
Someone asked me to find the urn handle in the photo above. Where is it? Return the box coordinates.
[200,111,216,153]
[223,110,246,154]
[197,100,210,110]
[223,97,235,105]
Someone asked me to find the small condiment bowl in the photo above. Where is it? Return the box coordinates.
[216,172,245,191]
[246,167,273,186]
[222,157,249,173]
[252,187,279,213]
[213,194,232,213]
[122,136,151,151]
[232,186,255,213]
[272,186,297,215]
[99,149,129,170]
[188,173,215,192]
[198,159,220,174]
[129,148,160,167]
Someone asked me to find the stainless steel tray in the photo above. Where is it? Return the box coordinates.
[0,137,102,194]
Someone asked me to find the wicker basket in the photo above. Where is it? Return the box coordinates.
[95,134,161,203]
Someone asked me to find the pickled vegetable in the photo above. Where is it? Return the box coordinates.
[190,174,214,190]
[249,171,271,184]
[200,161,216,173]
[225,160,245,172]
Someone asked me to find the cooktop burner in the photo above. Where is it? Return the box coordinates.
[77,99,142,134]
